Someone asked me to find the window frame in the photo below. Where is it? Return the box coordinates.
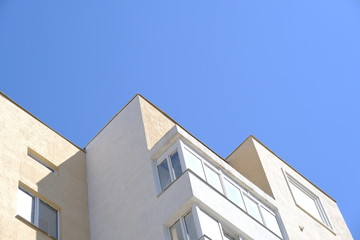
[169,210,198,240]
[286,173,332,229]
[156,142,187,192]
[17,187,59,239]
[158,140,284,238]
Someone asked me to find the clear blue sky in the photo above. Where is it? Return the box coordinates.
[1,0,359,238]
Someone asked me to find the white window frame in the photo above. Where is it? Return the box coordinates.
[156,141,187,192]
[169,209,199,240]
[181,141,283,238]
[159,141,284,238]
[17,187,59,239]
[286,173,332,229]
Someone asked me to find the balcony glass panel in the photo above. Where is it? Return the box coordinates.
[223,179,245,210]
[261,206,282,237]
[197,209,223,240]
[204,165,223,193]
[183,148,205,180]
[243,195,263,223]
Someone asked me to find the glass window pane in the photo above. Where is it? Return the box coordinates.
[39,200,58,239]
[183,148,205,179]
[243,195,263,223]
[224,179,245,210]
[158,159,171,191]
[170,220,185,240]
[170,152,183,179]
[17,189,34,223]
[261,207,282,237]
[204,165,223,193]
[184,212,198,240]
[290,182,322,221]
[197,210,223,240]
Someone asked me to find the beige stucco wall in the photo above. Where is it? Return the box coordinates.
[226,137,274,198]
[86,95,177,240]
[139,97,175,150]
[0,94,90,240]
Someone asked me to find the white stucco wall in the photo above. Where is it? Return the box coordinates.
[251,138,353,240]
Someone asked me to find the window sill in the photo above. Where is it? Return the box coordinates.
[15,215,57,240]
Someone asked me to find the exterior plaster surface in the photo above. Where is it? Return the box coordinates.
[0,94,90,240]
[86,96,192,240]
[188,171,281,240]
[139,97,175,150]
[226,137,274,198]
[250,137,353,240]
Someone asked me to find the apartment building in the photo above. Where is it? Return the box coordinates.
[0,92,353,240]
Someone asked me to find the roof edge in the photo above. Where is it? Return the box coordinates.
[226,134,336,203]
[0,91,85,152]
[85,94,225,162]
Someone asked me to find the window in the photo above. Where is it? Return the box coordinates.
[223,178,245,210]
[170,211,198,240]
[182,147,205,180]
[180,143,283,238]
[17,188,58,239]
[157,151,183,191]
[157,142,283,238]
[243,194,263,223]
[287,174,332,228]
[197,209,223,240]
[203,164,223,193]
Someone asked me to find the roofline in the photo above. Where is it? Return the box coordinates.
[225,135,336,202]
[85,94,140,148]
[85,94,225,162]
[0,91,85,152]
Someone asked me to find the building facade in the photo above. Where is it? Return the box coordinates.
[0,92,354,240]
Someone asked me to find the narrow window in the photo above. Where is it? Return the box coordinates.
[203,164,223,193]
[39,200,58,239]
[243,194,263,223]
[157,159,171,191]
[17,189,34,222]
[223,179,246,210]
[182,148,205,179]
[184,212,197,240]
[261,206,282,237]
[170,152,182,179]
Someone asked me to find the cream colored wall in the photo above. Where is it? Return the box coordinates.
[139,97,175,150]
[86,95,183,240]
[249,137,353,240]
[0,94,90,240]
[226,137,274,198]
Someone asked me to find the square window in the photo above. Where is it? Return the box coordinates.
[17,188,59,239]
[287,174,332,228]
